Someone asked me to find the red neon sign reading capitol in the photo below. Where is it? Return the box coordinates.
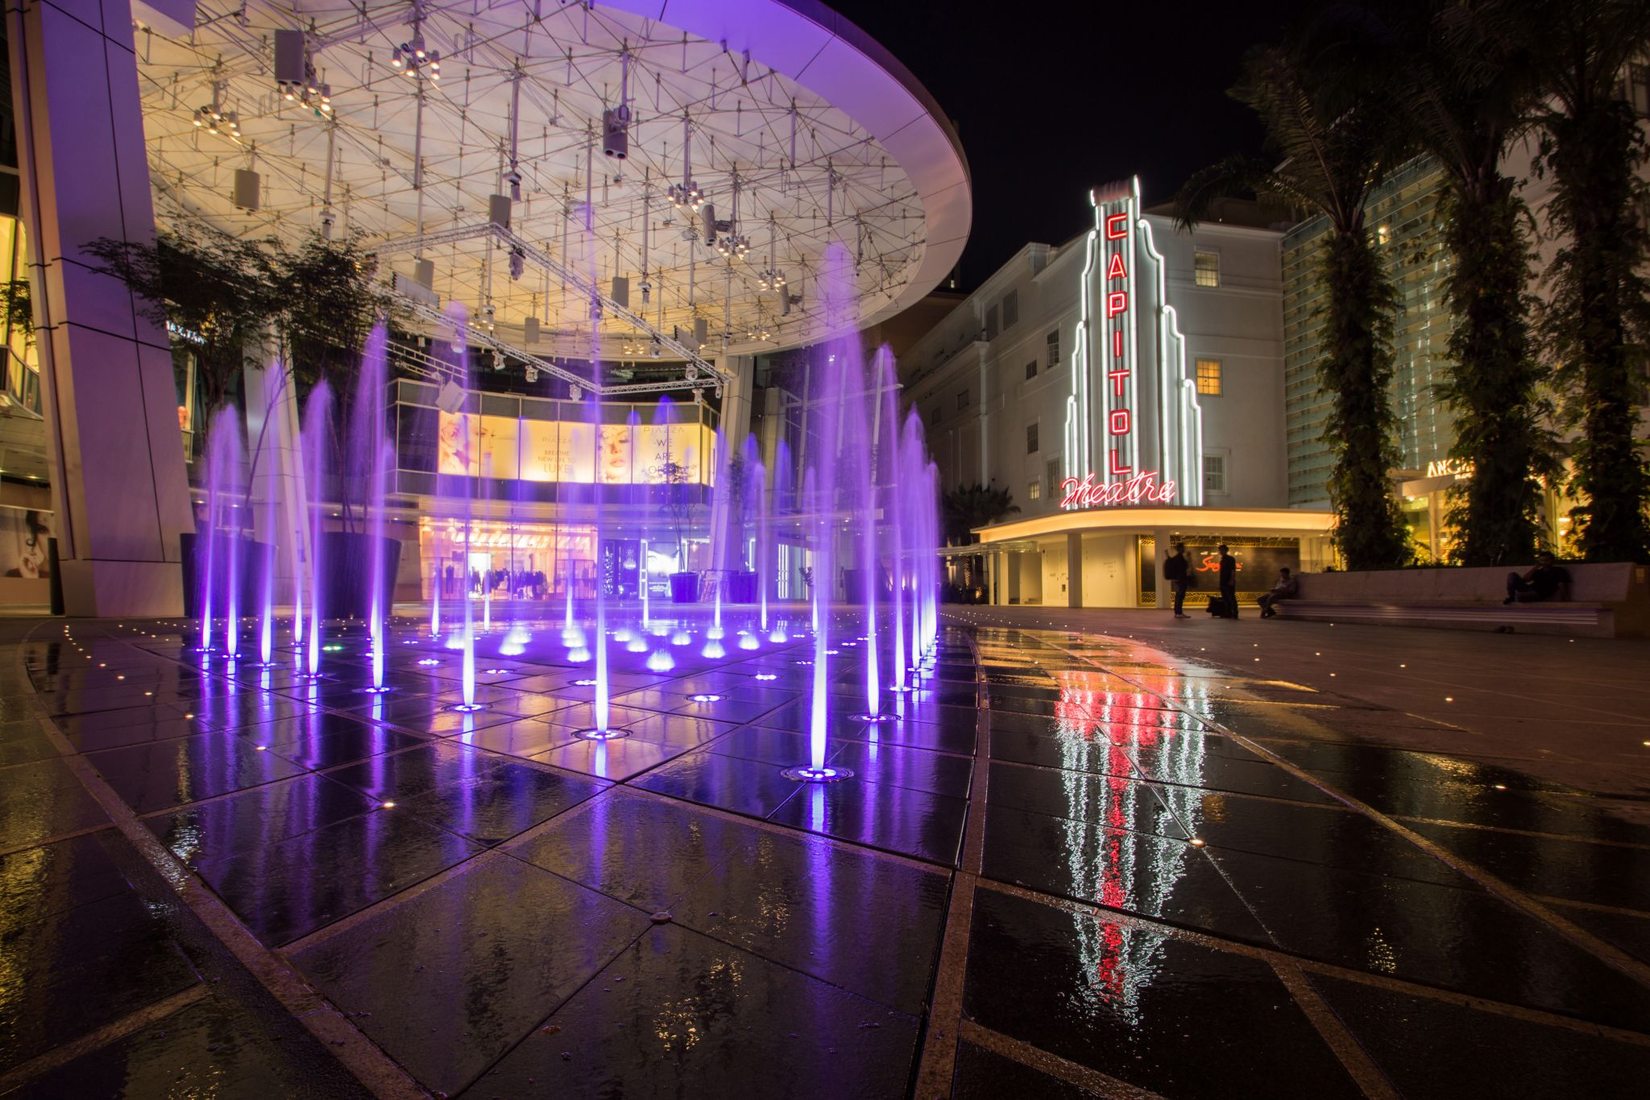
[1063,203,1177,509]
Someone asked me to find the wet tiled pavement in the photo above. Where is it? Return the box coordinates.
[2,614,1649,1097]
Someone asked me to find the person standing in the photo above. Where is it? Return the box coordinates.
[1217,543,1238,619]
[1163,542,1191,619]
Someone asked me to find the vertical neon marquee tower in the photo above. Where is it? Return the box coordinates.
[1064,179,1204,507]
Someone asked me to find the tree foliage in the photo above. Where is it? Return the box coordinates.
[942,483,1017,546]
[1389,0,1556,564]
[276,231,393,399]
[1530,0,1650,561]
[1180,26,1411,569]
[86,225,277,418]
[86,225,390,423]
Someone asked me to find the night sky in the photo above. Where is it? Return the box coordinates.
[825,0,1304,287]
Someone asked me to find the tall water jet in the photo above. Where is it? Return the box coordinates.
[854,348,895,722]
[196,408,238,653]
[433,307,484,712]
[768,439,793,643]
[206,412,246,659]
[752,440,770,635]
[301,382,333,678]
[256,434,278,667]
[350,327,394,693]
[784,246,857,783]
[570,197,624,742]
[921,461,940,659]
[588,380,612,730]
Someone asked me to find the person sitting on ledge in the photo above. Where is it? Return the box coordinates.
[1257,567,1299,619]
[1505,551,1572,605]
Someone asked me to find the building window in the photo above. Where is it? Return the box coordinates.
[1194,250,1220,288]
[1204,454,1227,494]
[1046,458,1061,496]
[1025,360,1037,380]
[1002,290,1019,330]
[1046,329,1060,365]
[1028,479,1041,501]
[984,305,999,341]
[1026,422,1040,454]
[956,389,970,411]
[1196,358,1223,396]
[1629,62,1650,117]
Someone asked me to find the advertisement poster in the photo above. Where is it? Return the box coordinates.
[0,509,52,579]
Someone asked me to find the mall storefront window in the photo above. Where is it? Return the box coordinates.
[390,379,721,600]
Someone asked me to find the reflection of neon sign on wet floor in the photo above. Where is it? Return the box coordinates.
[1051,670,1211,1021]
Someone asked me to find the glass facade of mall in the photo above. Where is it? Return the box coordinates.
[0,40,53,605]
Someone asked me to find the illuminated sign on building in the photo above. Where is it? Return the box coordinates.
[1062,178,1203,509]
[1424,457,1473,480]
[1059,471,1176,508]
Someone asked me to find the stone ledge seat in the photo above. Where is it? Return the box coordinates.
[1272,562,1650,638]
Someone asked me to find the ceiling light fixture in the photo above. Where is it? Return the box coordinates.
[667,114,705,212]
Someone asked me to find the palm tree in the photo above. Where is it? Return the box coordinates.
[1180,30,1411,570]
[941,483,1018,546]
[1391,0,1557,565]
[942,483,1017,598]
[1530,0,1650,561]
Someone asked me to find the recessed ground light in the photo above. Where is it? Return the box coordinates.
[417,658,440,666]
[689,693,722,703]
[381,800,396,809]
[572,678,597,687]
[1492,784,1507,791]
[254,745,267,751]
[754,673,778,681]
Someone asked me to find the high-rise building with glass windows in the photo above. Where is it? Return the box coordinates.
[1282,155,1457,510]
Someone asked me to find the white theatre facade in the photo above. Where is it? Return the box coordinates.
[902,179,1334,608]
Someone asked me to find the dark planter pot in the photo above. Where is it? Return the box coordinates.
[727,570,759,603]
[318,531,403,620]
[180,531,269,618]
[670,571,700,603]
[844,568,890,604]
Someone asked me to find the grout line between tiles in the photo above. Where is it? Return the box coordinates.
[955,1017,1161,1099]
[1270,959,1403,1100]
[913,628,990,1099]
[27,703,428,1100]
[0,984,208,1094]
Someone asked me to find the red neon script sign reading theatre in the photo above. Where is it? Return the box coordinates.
[1061,471,1175,508]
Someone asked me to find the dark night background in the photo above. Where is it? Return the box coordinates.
[825,0,1307,287]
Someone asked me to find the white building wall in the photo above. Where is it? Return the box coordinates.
[902,210,1287,519]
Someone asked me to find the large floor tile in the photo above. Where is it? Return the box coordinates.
[962,887,1359,1098]
[523,788,949,1013]
[187,807,485,945]
[292,852,649,1096]
[1311,973,1650,1099]
[463,924,920,1098]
